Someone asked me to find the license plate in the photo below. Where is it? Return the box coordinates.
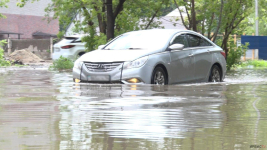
[88,75,110,81]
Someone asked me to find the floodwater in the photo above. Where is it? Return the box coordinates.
[0,68,267,150]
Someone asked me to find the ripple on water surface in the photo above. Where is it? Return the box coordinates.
[0,69,267,149]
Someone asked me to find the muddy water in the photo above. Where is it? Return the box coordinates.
[0,69,267,150]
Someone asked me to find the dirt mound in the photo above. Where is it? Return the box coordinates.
[9,49,44,64]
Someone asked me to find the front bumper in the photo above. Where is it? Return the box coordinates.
[73,62,154,84]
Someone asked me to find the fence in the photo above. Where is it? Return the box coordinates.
[205,33,261,60]
[241,35,267,60]
[241,49,259,60]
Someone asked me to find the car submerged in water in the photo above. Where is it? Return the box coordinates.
[73,29,226,85]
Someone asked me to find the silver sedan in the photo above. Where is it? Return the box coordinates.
[73,29,226,85]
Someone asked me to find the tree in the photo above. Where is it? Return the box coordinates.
[243,0,267,36]
[220,0,252,58]
[174,0,253,59]
[18,0,171,51]
[0,0,11,66]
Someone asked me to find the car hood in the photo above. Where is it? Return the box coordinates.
[78,49,162,62]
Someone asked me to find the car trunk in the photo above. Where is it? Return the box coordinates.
[53,37,80,53]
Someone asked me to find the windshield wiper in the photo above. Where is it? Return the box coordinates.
[128,48,142,50]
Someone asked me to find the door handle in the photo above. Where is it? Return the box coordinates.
[207,50,211,53]
[189,54,194,57]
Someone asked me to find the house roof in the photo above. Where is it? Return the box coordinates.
[32,31,57,37]
[157,16,186,30]
[166,8,187,17]
[0,30,23,35]
[0,0,53,17]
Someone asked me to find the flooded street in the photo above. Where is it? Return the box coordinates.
[0,69,267,150]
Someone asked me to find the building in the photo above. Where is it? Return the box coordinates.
[0,0,59,39]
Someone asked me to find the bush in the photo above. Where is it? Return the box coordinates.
[239,60,267,68]
[0,40,11,67]
[49,56,74,70]
[225,37,249,70]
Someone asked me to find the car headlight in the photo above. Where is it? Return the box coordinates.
[74,60,83,70]
[125,56,149,69]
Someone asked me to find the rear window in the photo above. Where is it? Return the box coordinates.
[57,37,78,45]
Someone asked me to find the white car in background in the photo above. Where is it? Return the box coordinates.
[52,34,86,60]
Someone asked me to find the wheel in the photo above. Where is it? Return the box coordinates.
[151,67,168,85]
[209,65,222,82]
[78,52,85,57]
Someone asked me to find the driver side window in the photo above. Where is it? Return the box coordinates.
[170,34,189,48]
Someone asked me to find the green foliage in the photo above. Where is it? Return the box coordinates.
[49,56,74,70]
[243,0,267,35]
[239,60,267,68]
[0,0,9,18]
[226,38,249,70]
[0,40,11,67]
[17,0,171,52]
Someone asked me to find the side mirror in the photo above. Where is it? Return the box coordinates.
[98,45,105,50]
[168,44,184,50]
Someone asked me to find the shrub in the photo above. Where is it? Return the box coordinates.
[0,40,11,67]
[239,60,267,68]
[225,37,249,70]
[49,56,74,70]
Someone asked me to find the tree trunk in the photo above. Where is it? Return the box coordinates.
[96,1,107,34]
[102,3,107,34]
[212,0,224,42]
[221,33,230,60]
[145,9,160,29]
[106,0,115,40]
[174,0,189,29]
[191,0,197,31]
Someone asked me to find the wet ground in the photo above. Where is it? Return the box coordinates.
[0,68,267,150]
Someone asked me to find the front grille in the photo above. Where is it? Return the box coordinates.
[84,62,123,72]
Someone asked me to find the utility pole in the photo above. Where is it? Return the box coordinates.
[255,0,259,36]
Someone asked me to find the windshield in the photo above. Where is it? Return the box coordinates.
[104,31,172,50]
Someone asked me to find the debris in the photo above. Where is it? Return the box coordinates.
[8,49,44,64]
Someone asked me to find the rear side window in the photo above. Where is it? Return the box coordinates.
[187,34,201,47]
[170,34,189,48]
[200,38,213,46]
[187,34,213,47]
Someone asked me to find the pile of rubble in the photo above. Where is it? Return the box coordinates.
[7,49,45,65]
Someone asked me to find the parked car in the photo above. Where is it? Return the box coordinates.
[73,29,226,85]
[52,34,86,60]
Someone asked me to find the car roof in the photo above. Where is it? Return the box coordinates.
[125,29,203,36]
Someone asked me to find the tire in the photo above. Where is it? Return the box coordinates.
[209,65,222,82]
[78,52,85,57]
[151,67,168,85]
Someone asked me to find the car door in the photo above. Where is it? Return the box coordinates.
[169,34,195,83]
[186,34,212,81]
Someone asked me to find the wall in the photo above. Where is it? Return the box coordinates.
[0,14,59,39]
[5,39,51,60]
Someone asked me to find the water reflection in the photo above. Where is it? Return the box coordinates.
[0,70,60,150]
[54,80,227,149]
[0,69,267,150]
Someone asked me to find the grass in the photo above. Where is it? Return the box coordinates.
[49,56,74,70]
[238,60,267,68]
